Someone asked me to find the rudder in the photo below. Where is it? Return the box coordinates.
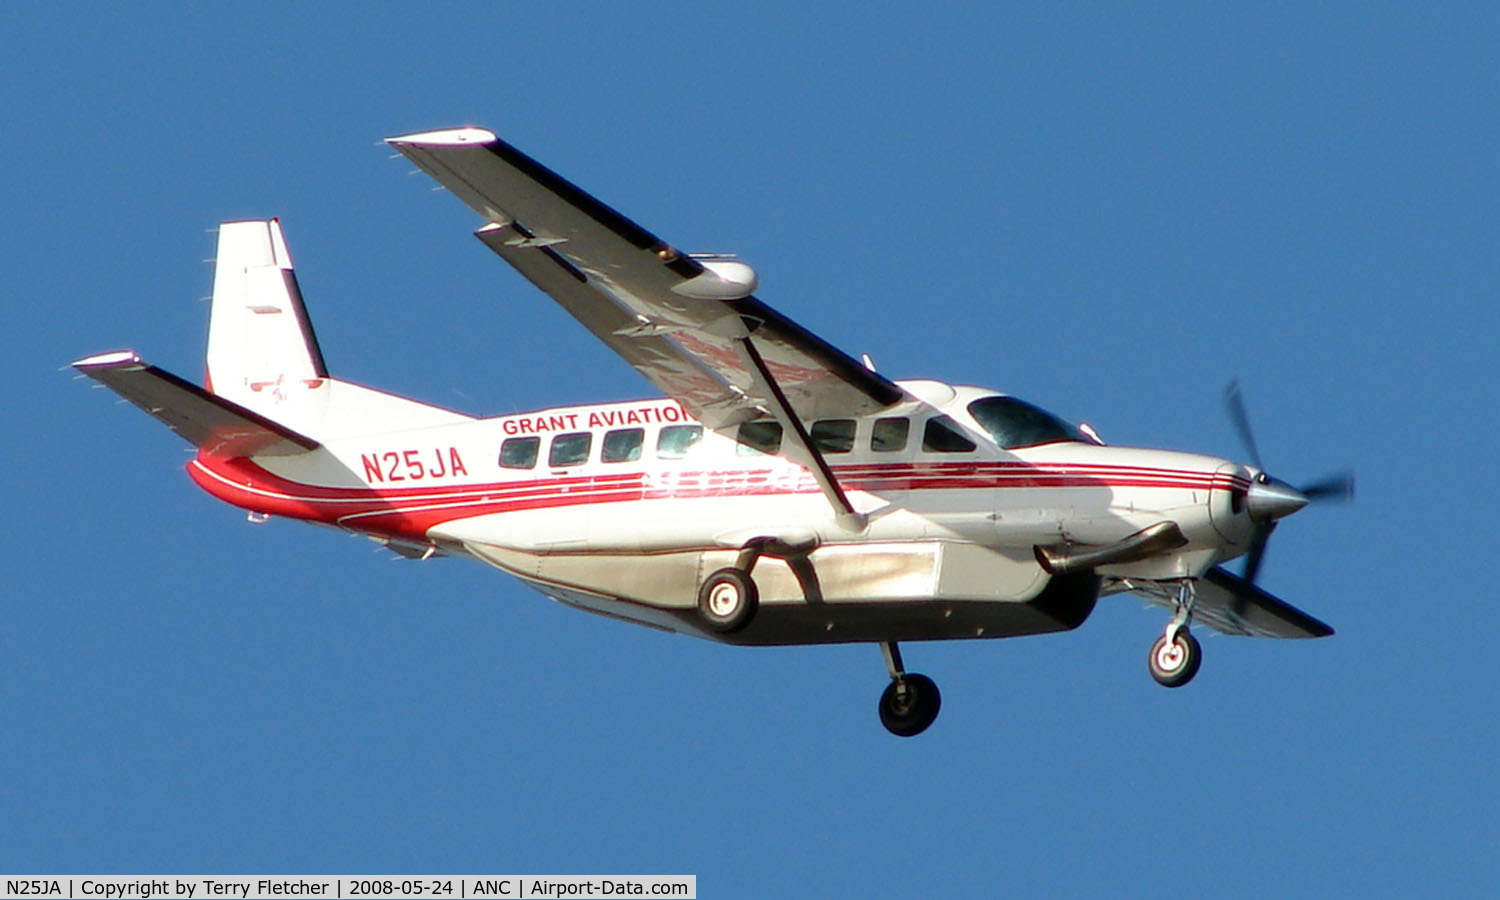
[206,219,328,412]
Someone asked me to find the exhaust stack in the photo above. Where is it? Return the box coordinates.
[1034,521,1189,576]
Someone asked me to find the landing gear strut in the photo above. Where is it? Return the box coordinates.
[877,641,941,737]
[1149,580,1202,688]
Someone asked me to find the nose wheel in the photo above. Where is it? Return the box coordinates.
[1148,579,1202,688]
[1149,628,1201,687]
[877,642,941,737]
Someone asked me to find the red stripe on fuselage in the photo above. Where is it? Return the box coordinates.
[188,454,1245,543]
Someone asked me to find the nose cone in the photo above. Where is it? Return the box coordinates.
[1246,475,1309,523]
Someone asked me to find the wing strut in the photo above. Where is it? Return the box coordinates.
[735,334,866,531]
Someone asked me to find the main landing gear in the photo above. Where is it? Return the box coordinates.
[696,538,774,633]
[698,568,758,632]
[878,641,941,737]
[697,535,824,634]
[694,542,944,736]
[1149,580,1202,688]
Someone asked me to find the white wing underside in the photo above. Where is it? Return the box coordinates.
[1103,569,1334,638]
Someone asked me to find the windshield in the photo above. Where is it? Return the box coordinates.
[966,396,1091,449]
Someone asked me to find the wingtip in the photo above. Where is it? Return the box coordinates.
[72,350,142,370]
[385,126,498,147]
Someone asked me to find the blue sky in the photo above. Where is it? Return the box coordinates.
[5,2,1496,896]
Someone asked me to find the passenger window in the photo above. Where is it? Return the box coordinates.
[811,419,856,453]
[602,428,644,463]
[499,436,540,469]
[548,432,592,467]
[736,420,783,456]
[923,416,977,453]
[871,417,909,452]
[657,424,703,460]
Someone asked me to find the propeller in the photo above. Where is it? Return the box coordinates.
[1300,471,1357,502]
[1222,380,1354,611]
[1223,380,1264,470]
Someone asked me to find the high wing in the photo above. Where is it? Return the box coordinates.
[1104,569,1335,638]
[386,127,904,431]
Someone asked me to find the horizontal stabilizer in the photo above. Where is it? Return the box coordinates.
[73,351,320,457]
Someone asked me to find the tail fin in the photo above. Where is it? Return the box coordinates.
[206,219,328,411]
[77,220,472,455]
[202,220,471,441]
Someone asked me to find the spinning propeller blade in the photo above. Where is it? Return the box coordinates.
[1301,471,1356,503]
[1241,525,1272,589]
[1223,379,1264,470]
[1222,381,1354,617]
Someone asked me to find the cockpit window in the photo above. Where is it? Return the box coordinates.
[966,396,1090,449]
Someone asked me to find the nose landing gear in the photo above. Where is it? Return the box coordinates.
[1149,628,1202,687]
[877,641,941,737]
[1149,580,1202,688]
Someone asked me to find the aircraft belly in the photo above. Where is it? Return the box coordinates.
[704,577,1099,645]
[463,537,1093,646]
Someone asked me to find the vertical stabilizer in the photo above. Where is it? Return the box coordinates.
[201,219,473,442]
[206,219,328,416]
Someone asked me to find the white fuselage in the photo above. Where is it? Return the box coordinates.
[187,380,1256,644]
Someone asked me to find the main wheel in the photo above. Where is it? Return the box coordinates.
[1148,629,1202,688]
[878,673,941,737]
[697,567,758,633]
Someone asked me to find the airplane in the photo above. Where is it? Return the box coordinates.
[74,126,1352,737]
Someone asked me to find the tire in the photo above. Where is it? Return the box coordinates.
[878,673,942,737]
[697,567,758,633]
[1148,629,1202,688]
